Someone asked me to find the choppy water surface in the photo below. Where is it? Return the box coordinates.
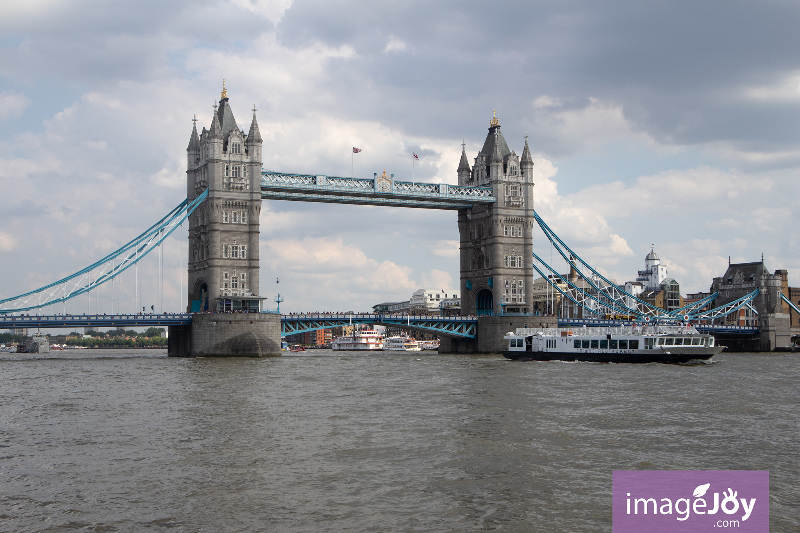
[1,349,797,532]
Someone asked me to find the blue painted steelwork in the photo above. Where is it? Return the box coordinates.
[0,190,209,315]
[780,292,800,315]
[694,323,760,335]
[560,317,759,335]
[281,313,477,338]
[666,292,719,317]
[532,212,761,323]
[689,289,760,321]
[0,313,193,328]
[261,171,495,209]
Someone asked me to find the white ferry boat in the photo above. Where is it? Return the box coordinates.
[419,339,440,351]
[331,329,384,351]
[383,336,422,351]
[503,325,723,363]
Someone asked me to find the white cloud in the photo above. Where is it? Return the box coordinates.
[743,72,800,102]
[0,92,31,120]
[428,240,458,258]
[383,36,408,53]
[0,232,17,252]
[227,0,293,25]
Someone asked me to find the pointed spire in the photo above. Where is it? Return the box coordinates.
[209,101,222,138]
[187,115,200,151]
[491,129,503,163]
[247,104,262,144]
[521,133,534,166]
[458,140,470,172]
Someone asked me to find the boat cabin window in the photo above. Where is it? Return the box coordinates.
[619,340,628,349]
[574,340,580,349]
[591,340,599,349]
[610,339,618,349]
[674,338,684,346]
[600,339,608,349]
[691,338,702,346]
[629,340,639,349]
[707,338,714,347]
[582,340,590,349]
[664,338,674,346]
[645,338,654,349]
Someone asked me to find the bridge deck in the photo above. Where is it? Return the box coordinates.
[1,314,759,337]
[281,313,478,338]
[261,171,495,209]
[0,314,194,328]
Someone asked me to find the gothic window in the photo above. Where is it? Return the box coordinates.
[225,164,230,177]
[504,278,525,303]
[232,211,239,224]
[232,165,241,178]
[223,211,229,223]
[504,255,523,268]
[231,142,241,154]
[241,211,248,224]
[504,225,522,237]
[505,186,524,207]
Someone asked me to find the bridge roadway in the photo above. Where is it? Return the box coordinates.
[1,314,758,337]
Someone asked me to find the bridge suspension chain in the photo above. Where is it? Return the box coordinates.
[531,211,759,322]
[0,190,208,314]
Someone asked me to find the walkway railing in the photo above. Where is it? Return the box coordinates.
[261,171,495,209]
[281,313,478,338]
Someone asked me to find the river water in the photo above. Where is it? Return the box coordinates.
[1,349,797,532]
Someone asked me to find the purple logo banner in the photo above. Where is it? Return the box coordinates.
[613,470,769,532]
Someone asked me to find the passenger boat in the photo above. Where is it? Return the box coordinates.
[383,336,422,351]
[331,329,384,351]
[502,325,723,363]
[419,339,440,351]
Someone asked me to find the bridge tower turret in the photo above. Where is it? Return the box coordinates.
[457,112,535,317]
[186,82,263,313]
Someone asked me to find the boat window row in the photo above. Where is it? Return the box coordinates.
[574,339,640,350]
[656,336,713,347]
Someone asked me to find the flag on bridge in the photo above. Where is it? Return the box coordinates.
[353,147,361,153]
[413,153,419,160]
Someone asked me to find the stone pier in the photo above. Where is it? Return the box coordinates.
[168,313,282,357]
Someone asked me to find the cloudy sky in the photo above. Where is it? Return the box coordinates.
[1,0,798,315]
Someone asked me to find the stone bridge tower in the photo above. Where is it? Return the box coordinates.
[185,83,263,312]
[457,112,536,316]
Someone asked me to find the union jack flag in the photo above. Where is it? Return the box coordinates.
[353,147,361,153]
[413,153,419,160]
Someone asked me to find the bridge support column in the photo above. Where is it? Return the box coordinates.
[168,324,193,357]
[168,313,281,357]
[439,315,557,354]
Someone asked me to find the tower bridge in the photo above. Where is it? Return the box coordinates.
[2,85,796,354]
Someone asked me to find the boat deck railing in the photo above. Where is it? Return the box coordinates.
[510,325,701,337]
